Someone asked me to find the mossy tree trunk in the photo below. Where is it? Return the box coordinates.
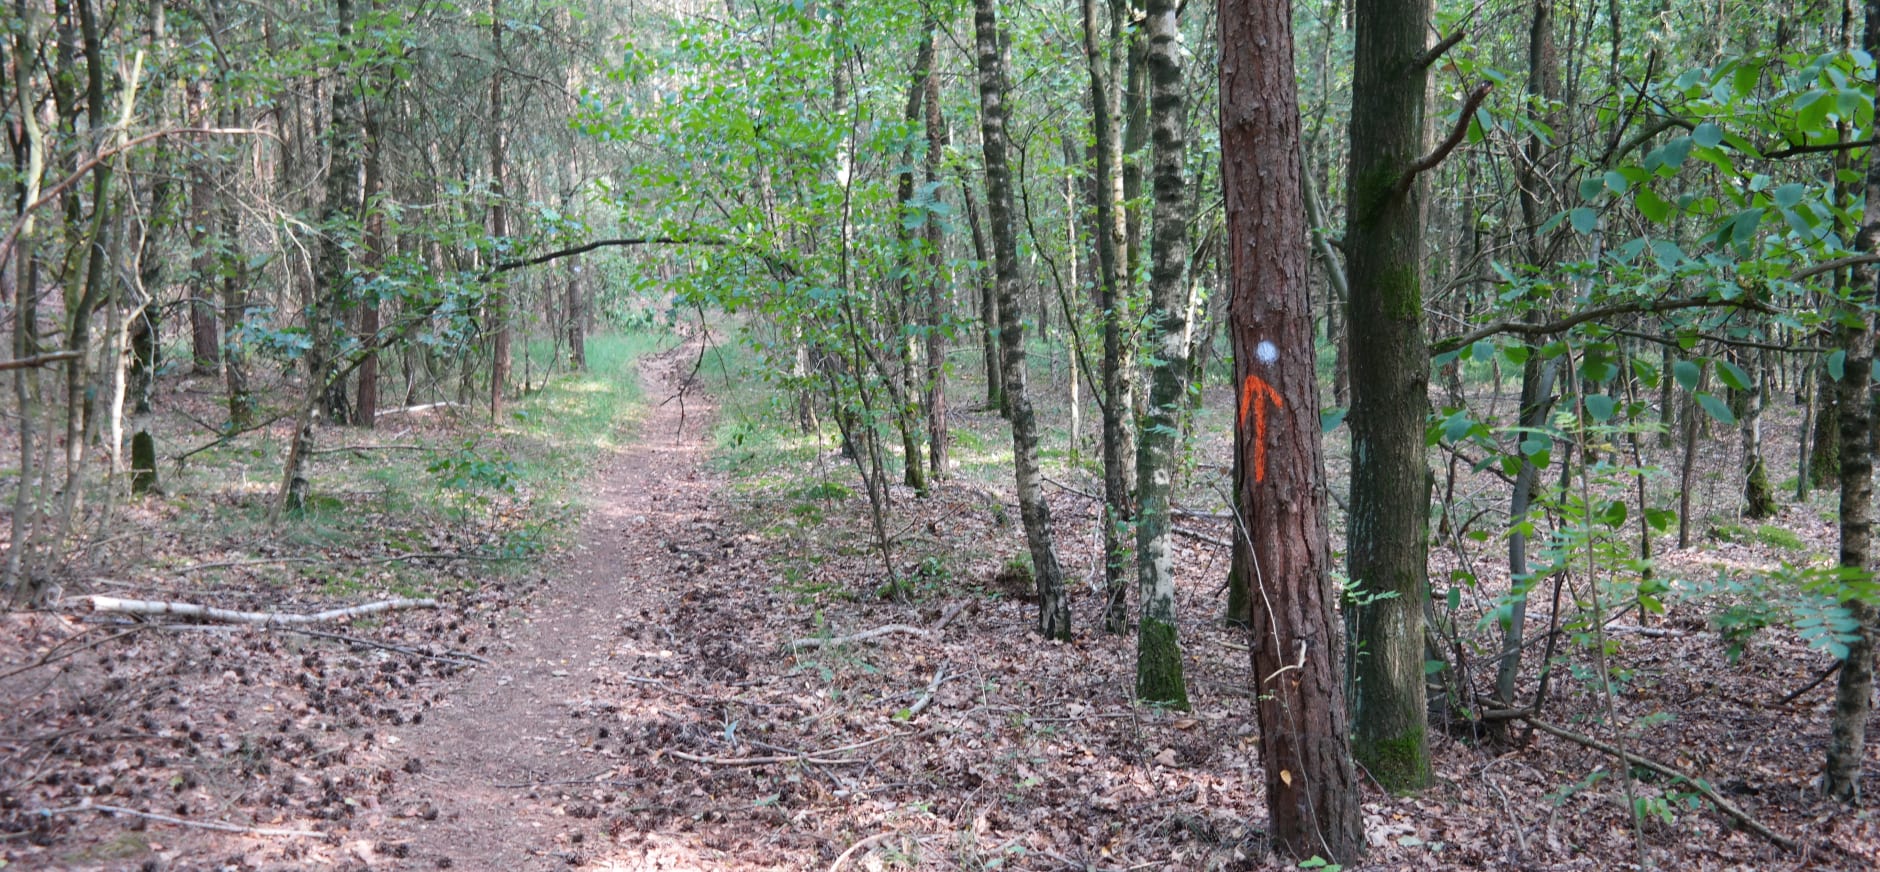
[1222,0,1364,860]
[973,0,1069,640]
[1132,0,1190,708]
[1343,0,1435,792]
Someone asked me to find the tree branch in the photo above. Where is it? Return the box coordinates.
[1414,30,1466,70]
[0,350,82,372]
[1791,252,1880,283]
[1430,293,1770,355]
[0,127,272,269]
[1398,82,1493,194]
[490,236,727,273]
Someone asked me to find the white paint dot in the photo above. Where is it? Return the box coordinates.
[1256,340,1278,364]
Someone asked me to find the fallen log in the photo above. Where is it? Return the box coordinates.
[78,595,438,626]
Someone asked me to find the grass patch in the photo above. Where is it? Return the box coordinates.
[1710,521,1809,552]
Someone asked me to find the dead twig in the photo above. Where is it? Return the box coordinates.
[0,626,145,683]
[827,831,901,872]
[32,800,322,838]
[275,626,489,666]
[1775,661,1841,707]
[1520,715,1799,852]
[789,624,927,650]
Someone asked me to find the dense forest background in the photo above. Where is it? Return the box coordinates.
[5,0,1880,868]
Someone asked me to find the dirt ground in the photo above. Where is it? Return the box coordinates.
[5,338,1880,870]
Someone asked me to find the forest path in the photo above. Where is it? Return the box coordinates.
[361,334,731,870]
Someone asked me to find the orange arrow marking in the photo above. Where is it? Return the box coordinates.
[1239,373,1285,483]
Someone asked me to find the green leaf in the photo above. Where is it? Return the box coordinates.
[1598,499,1629,528]
[1578,177,1607,201]
[1673,359,1702,390]
[1585,394,1616,422]
[1695,392,1737,425]
[1501,344,1531,366]
[1773,183,1808,209]
[1442,410,1474,443]
[1635,187,1673,223]
[1321,407,1348,433]
[1731,208,1765,247]
[1829,350,1847,381]
[1520,434,1551,457]
[1603,170,1630,194]
[1693,121,1726,148]
[1657,136,1693,171]
[1732,59,1762,97]
[1716,360,1752,391]
[1569,207,1599,233]
[1644,508,1675,532]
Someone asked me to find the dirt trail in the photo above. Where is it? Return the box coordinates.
[362,338,727,870]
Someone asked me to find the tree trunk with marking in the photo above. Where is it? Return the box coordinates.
[1222,0,1363,859]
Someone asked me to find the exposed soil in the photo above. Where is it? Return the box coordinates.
[6,338,1880,870]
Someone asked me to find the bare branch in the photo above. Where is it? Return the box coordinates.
[1430,293,1770,355]
[1399,82,1494,193]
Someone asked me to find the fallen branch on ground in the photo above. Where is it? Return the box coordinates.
[78,596,438,626]
[32,800,322,838]
[902,665,952,718]
[667,750,866,766]
[377,402,461,416]
[308,443,432,456]
[1172,525,1230,549]
[1520,715,1798,852]
[791,602,962,651]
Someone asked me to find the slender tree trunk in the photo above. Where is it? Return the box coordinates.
[1344,0,1435,791]
[218,106,252,430]
[277,0,363,518]
[960,179,1002,415]
[1496,0,1562,711]
[1822,0,1880,802]
[1132,0,1191,707]
[922,48,949,482]
[1222,0,1364,857]
[185,79,220,375]
[1736,353,1776,518]
[973,0,1069,640]
[354,65,387,429]
[893,27,934,496]
[487,0,510,421]
[1084,0,1136,635]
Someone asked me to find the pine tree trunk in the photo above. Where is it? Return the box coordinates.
[1222,0,1363,856]
[1131,0,1191,708]
[1344,0,1434,791]
[973,0,1069,640]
